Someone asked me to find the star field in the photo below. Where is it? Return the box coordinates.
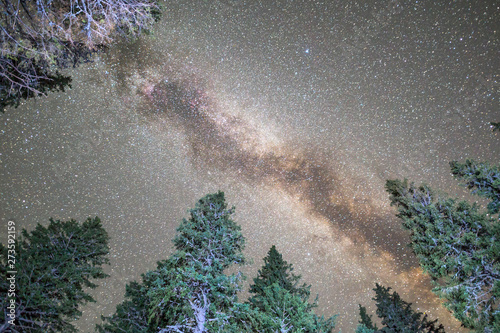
[1,0,499,331]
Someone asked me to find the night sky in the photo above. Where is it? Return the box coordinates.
[1,0,499,331]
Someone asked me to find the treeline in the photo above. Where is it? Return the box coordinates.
[0,0,161,110]
[0,193,337,333]
[1,128,499,332]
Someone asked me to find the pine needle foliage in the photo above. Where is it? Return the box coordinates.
[372,284,445,333]
[247,245,337,333]
[0,217,109,332]
[98,192,247,333]
[386,176,500,331]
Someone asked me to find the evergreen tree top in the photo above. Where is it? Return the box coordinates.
[125,192,247,332]
[99,193,339,333]
[373,284,445,333]
[358,304,378,331]
[249,245,309,300]
[173,191,246,271]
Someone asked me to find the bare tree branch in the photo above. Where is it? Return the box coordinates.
[1,0,160,110]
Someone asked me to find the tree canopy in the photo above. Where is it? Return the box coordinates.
[0,0,161,110]
[356,284,445,333]
[386,159,500,332]
[0,217,110,332]
[98,192,337,333]
[249,245,309,305]
[98,192,248,332]
[247,245,337,333]
[357,304,378,332]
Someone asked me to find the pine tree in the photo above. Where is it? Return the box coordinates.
[385,122,500,331]
[357,284,445,333]
[372,284,445,333]
[0,217,110,332]
[247,282,337,333]
[385,178,500,331]
[356,304,378,332]
[99,197,338,333]
[247,246,337,333]
[249,245,309,306]
[98,192,248,333]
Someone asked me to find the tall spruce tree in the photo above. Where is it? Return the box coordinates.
[0,217,109,332]
[355,304,378,332]
[98,192,248,333]
[386,173,500,331]
[249,245,309,305]
[247,245,337,333]
[356,284,445,333]
[373,284,445,333]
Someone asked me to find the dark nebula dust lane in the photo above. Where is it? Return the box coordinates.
[1,0,499,332]
[137,73,413,263]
